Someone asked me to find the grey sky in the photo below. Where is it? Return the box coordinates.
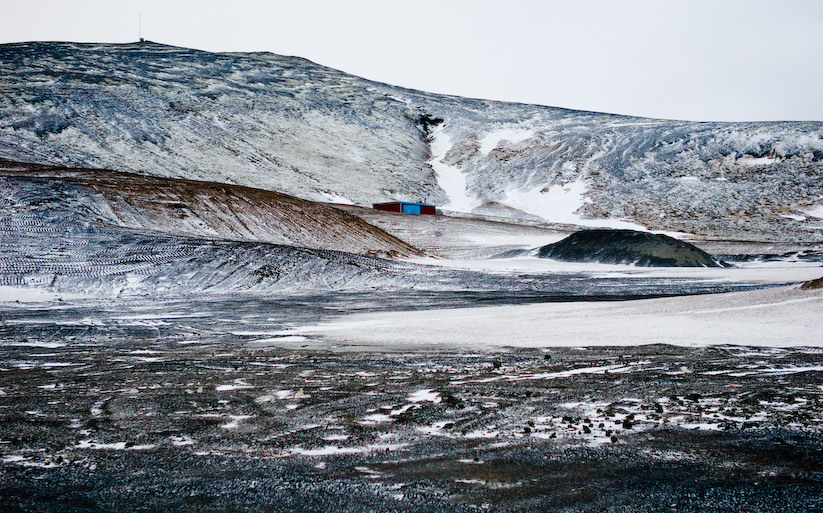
[3,0,823,122]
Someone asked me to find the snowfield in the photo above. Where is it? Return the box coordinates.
[301,284,823,349]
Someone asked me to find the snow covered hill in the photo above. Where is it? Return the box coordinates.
[1,41,822,241]
[4,159,766,299]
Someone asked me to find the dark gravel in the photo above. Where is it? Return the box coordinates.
[1,296,822,512]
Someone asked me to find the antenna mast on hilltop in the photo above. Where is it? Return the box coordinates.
[139,14,144,42]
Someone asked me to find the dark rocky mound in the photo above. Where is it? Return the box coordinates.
[800,276,823,290]
[536,229,726,267]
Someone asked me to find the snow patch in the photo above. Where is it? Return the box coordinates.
[428,124,482,213]
[0,286,79,303]
[221,415,254,429]
[480,128,534,155]
[319,192,354,205]
[285,443,407,457]
[170,436,194,446]
[249,336,308,344]
[215,380,254,392]
[737,156,778,167]
[408,389,441,403]
[803,205,823,219]
[501,179,647,230]
[361,413,393,424]
[76,440,156,450]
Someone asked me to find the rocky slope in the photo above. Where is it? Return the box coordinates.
[0,159,422,259]
[1,41,822,241]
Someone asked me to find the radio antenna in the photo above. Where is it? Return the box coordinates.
[139,14,143,42]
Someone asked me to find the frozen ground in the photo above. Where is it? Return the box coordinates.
[0,40,822,512]
[1,160,823,510]
[1,252,822,511]
[0,163,822,510]
[0,303,822,511]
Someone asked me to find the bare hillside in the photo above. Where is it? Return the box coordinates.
[0,159,423,259]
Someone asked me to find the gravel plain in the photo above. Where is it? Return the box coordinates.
[1,293,822,512]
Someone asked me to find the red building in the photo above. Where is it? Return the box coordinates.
[373,202,436,215]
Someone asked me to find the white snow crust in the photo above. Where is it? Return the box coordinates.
[736,156,778,167]
[428,125,481,213]
[0,286,82,303]
[501,179,648,230]
[804,205,823,219]
[302,283,823,348]
[479,128,534,155]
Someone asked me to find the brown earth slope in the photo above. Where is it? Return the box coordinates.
[0,160,423,259]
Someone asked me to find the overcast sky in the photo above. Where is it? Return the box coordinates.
[3,0,823,122]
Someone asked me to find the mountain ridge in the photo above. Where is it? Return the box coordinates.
[1,41,822,242]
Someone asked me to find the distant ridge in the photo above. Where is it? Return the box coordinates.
[1,42,822,241]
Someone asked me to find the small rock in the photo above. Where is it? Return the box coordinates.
[440,391,464,409]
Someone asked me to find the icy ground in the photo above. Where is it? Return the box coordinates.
[301,284,823,349]
[0,302,822,511]
[1,39,823,512]
[1,249,822,512]
[1,159,823,510]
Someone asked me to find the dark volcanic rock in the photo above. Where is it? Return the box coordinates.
[800,276,823,289]
[536,229,725,267]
